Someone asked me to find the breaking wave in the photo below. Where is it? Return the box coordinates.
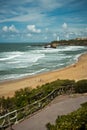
[0,44,87,82]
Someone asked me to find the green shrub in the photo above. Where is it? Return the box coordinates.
[75,80,87,93]
[46,102,87,130]
[0,79,87,116]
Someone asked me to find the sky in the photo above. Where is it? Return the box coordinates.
[0,0,87,43]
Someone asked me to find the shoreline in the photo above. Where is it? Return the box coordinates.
[0,53,87,98]
[0,52,84,84]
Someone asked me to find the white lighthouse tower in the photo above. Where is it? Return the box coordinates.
[56,35,59,41]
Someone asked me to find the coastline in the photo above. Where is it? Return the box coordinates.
[0,53,87,98]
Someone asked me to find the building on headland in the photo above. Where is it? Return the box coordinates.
[56,36,60,41]
[76,37,87,40]
[45,37,87,48]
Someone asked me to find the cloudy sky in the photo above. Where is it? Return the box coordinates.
[0,0,87,43]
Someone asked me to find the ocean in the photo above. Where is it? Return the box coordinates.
[0,43,87,82]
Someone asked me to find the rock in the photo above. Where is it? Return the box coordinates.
[51,43,57,48]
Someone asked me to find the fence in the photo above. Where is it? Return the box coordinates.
[0,85,74,130]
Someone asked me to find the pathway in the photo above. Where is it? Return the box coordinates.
[7,94,87,130]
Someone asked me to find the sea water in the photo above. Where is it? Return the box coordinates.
[0,43,87,82]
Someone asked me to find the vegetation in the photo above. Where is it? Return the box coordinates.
[75,80,87,93]
[45,79,87,130]
[0,79,87,129]
[0,79,87,116]
[51,39,87,46]
[46,102,87,130]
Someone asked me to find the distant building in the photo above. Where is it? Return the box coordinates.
[76,37,87,40]
[57,36,59,41]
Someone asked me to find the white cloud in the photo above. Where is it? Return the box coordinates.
[27,25,41,33]
[62,23,68,29]
[2,26,8,32]
[2,25,18,33]
[26,33,32,37]
[39,0,62,11]
[0,0,64,25]
[0,12,45,23]
[9,25,18,32]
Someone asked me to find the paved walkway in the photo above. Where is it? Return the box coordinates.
[7,94,87,130]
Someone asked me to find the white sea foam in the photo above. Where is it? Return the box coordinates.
[0,73,30,81]
[33,68,47,74]
[27,45,31,47]
[58,46,85,52]
[73,54,83,62]
[36,48,59,54]
[0,55,19,61]
[7,61,21,64]
[19,53,45,63]
[0,68,48,81]
[33,46,86,54]
[0,51,23,61]
[0,44,87,82]
[14,65,29,69]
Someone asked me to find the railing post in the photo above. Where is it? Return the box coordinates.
[7,111,13,130]
[15,110,18,124]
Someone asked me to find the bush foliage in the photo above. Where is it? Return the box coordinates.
[0,79,87,115]
[75,80,87,93]
[46,102,87,130]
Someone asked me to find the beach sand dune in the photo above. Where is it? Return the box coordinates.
[0,54,87,97]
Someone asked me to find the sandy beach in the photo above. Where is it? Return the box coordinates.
[0,53,87,97]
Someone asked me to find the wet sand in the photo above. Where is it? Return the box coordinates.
[0,53,87,97]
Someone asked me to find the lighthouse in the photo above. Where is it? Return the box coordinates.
[57,36,59,41]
